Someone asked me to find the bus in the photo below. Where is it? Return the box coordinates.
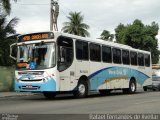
[10,31,152,99]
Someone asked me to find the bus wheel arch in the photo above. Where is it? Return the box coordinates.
[73,75,89,98]
[129,77,137,93]
[123,77,137,94]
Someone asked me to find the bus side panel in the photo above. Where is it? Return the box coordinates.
[89,61,102,90]
[88,66,151,91]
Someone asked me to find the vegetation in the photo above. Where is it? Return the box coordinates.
[0,17,18,66]
[115,19,159,64]
[100,30,114,41]
[0,0,18,66]
[62,12,90,37]
[1,0,17,15]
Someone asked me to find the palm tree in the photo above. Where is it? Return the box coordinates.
[0,0,17,15]
[0,17,18,66]
[62,12,90,37]
[100,30,114,41]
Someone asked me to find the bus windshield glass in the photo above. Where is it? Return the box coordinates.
[16,42,56,70]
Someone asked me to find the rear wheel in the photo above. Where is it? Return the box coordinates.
[73,80,88,98]
[129,80,136,93]
[43,92,56,99]
[123,79,136,94]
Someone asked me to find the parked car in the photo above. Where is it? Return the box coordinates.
[152,65,160,91]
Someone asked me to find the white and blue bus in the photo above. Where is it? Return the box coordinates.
[10,32,152,98]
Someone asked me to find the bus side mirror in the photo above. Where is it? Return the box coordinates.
[10,43,17,60]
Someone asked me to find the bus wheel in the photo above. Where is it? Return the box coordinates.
[73,81,88,98]
[129,80,136,94]
[43,92,56,99]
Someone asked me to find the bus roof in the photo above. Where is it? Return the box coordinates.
[55,32,151,54]
[17,31,151,54]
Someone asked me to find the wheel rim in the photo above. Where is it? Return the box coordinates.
[78,84,85,95]
[131,83,135,92]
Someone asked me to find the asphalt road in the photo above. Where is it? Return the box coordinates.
[0,90,160,115]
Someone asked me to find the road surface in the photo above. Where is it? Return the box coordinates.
[0,90,160,114]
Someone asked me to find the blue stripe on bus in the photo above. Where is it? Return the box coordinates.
[88,67,150,90]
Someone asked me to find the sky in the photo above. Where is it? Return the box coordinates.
[9,0,160,43]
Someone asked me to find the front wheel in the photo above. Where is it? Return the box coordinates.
[43,92,56,99]
[73,81,88,98]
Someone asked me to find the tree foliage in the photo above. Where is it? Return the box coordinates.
[115,19,159,64]
[100,30,114,41]
[0,17,19,66]
[0,0,19,66]
[0,0,17,15]
[62,12,90,37]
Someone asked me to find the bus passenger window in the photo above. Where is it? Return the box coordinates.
[90,43,101,62]
[122,50,130,65]
[57,36,73,72]
[112,48,121,64]
[76,40,88,60]
[102,46,112,63]
[130,51,137,66]
[145,54,150,67]
[138,53,144,66]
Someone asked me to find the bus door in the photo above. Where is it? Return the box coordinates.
[57,36,75,91]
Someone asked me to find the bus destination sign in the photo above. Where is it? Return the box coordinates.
[18,32,54,42]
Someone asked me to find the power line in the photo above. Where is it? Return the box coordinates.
[11,3,49,6]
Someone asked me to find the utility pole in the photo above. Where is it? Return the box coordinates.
[50,0,59,31]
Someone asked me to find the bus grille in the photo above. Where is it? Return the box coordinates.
[21,79,42,82]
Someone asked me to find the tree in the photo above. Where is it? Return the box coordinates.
[0,0,17,15]
[0,17,19,66]
[0,0,19,66]
[100,30,114,41]
[115,19,159,64]
[62,12,90,37]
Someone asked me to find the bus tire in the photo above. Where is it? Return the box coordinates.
[73,80,88,98]
[128,79,136,94]
[43,92,56,99]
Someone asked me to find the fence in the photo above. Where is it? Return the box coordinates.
[0,67,14,92]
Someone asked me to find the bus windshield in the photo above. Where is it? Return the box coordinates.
[16,42,56,70]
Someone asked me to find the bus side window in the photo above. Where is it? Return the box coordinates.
[145,54,150,67]
[112,48,121,64]
[130,51,137,66]
[138,53,144,66]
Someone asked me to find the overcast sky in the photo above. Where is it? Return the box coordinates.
[9,0,160,40]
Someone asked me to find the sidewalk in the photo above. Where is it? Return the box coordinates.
[0,92,37,98]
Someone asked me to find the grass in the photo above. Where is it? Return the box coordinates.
[0,67,15,91]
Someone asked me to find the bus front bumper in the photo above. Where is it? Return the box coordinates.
[14,78,56,92]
